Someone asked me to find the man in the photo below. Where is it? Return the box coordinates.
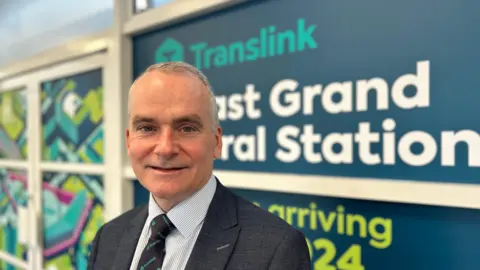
[87,62,311,270]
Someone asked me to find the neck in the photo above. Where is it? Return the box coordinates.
[152,176,212,212]
[153,196,180,213]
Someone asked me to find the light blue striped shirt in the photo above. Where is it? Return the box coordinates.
[129,175,217,270]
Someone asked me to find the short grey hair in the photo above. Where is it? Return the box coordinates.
[128,61,220,130]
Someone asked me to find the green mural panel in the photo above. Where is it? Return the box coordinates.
[0,88,27,160]
[0,260,24,270]
[42,172,104,270]
[41,69,104,164]
[0,168,29,268]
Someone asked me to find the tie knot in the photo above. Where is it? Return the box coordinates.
[150,214,175,240]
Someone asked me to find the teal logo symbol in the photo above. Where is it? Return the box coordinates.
[155,38,184,63]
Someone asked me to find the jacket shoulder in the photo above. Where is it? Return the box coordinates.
[235,195,302,236]
[228,194,311,267]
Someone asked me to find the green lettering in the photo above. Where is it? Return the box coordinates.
[277,30,296,54]
[184,17,317,70]
[286,206,298,226]
[268,204,285,219]
[268,26,276,57]
[297,208,310,229]
[189,42,208,69]
[313,238,336,270]
[305,237,313,259]
[228,41,244,65]
[260,27,267,57]
[310,202,318,230]
[318,211,336,232]
[213,46,228,67]
[245,38,260,61]
[297,18,317,50]
[337,205,345,235]
[346,214,368,238]
[203,47,218,69]
[368,217,392,249]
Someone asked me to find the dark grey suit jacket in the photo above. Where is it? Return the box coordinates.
[87,179,312,269]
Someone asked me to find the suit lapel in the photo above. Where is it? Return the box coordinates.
[185,180,240,270]
[111,206,148,270]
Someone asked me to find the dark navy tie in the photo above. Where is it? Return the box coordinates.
[137,214,176,270]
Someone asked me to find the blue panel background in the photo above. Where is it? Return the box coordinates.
[133,180,480,270]
[132,0,480,184]
[131,1,480,268]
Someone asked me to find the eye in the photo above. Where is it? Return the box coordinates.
[137,126,154,132]
[180,126,197,133]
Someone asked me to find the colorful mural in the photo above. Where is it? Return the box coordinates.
[41,69,104,164]
[0,88,28,160]
[0,168,28,270]
[42,172,104,270]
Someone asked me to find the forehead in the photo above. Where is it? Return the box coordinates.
[129,71,210,121]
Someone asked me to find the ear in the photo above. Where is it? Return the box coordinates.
[125,128,131,155]
[213,126,223,159]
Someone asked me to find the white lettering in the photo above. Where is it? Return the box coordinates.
[322,82,353,114]
[276,125,301,162]
[382,118,396,165]
[354,122,381,165]
[227,94,243,120]
[267,60,431,115]
[271,122,478,168]
[322,133,353,164]
[300,124,322,163]
[270,79,301,117]
[244,84,262,119]
[442,130,480,167]
[216,85,262,121]
[303,84,322,115]
[356,78,389,112]
[398,131,437,166]
[392,61,430,110]
[221,126,266,162]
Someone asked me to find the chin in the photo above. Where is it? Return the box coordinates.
[145,182,179,199]
[142,175,185,198]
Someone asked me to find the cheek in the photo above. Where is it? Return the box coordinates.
[128,139,152,159]
[182,140,214,161]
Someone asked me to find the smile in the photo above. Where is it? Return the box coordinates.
[147,166,187,174]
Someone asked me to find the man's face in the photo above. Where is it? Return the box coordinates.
[126,71,222,205]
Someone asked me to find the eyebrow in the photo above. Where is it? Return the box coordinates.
[173,114,204,128]
[131,116,156,127]
[131,114,204,128]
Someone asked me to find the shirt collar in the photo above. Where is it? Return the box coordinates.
[147,174,217,238]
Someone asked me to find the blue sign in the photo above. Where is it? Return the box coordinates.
[232,188,480,270]
[132,0,480,185]
[133,181,480,270]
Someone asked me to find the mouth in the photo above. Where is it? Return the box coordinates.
[146,165,187,174]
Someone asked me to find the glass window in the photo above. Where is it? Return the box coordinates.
[0,0,113,68]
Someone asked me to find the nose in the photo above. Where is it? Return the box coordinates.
[153,128,178,158]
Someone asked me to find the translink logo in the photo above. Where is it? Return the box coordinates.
[155,18,317,70]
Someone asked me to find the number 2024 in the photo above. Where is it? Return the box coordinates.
[311,238,365,270]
